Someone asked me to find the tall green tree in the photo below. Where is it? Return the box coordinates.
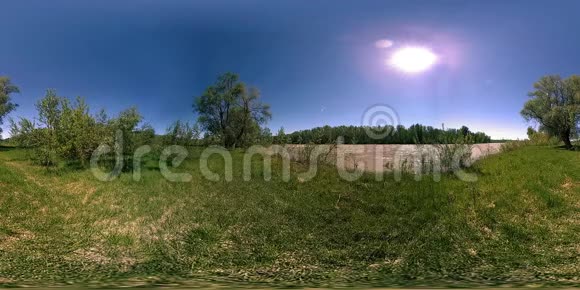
[275,127,288,144]
[0,77,19,135]
[193,72,271,148]
[521,75,580,149]
[59,97,102,165]
[110,107,143,161]
[35,89,63,165]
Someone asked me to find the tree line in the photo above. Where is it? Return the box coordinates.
[2,72,577,167]
[2,72,274,167]
[275,124,491,145]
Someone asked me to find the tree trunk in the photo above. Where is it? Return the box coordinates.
[561,129,572,149]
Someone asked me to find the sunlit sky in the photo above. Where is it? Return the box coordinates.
[2,0,580,139]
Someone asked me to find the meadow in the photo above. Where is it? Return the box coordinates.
[0,144,578,287]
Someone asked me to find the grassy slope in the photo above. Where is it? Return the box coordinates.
[0,145,578,287]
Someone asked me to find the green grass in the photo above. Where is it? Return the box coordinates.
[0,145,578,287]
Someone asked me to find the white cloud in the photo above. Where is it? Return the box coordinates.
[375,39,394,49]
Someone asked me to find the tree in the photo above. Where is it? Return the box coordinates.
[275,127,288,144]
[58,97,100,164]
[35,89,63,165]
[9,117,38,148]
[135,123,156,142]
[259,127,273,145]
[459,126,470,138]
[164,120,201,146]
[110,107,143,163]
[0,77,19,135]
[526,126,537,139]
[193,72,271,148]
[521,75,580,149]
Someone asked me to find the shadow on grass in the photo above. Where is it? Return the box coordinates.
[58,157,163,173]
[0,145,17,152]
[555,144,580,151]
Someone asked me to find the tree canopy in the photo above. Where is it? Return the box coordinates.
[193,72,271,148]
[0,76,19,135]
[521,75,580,148]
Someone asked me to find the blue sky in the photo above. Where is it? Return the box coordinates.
[2,0,580,139]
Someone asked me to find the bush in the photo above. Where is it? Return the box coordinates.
[501,131,562,153]
[528,131,560,145]
[500,141,525,153]
[9,90,151,168]
[164,121,201,146]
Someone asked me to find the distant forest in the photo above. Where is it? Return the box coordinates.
[279,124,492,144]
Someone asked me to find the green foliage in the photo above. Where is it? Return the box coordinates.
[500,141,525,153]
[164,120,201,146]
[286,124,492,144]
[274,126,289,144]
[193,72,271,148]
[258,127,273,145]
[521,75,580,149]
[0,76,19,135]
[9,118,37,148]
[529,131,560,146]
[109,107,144,157]
[134,123,156,147]
[9,90,150,167]
[527,126,536,139]
[59,97,102,164]
[501,132,562,153]
[433,127,477,172]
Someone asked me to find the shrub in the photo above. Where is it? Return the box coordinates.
[164,121,202,146]
[9,90,150,168]
[501,131,562,153]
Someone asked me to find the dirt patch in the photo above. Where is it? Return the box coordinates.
[561,177,578,190]
[73,247,111,264]
[67,246,137,272]
[64,181,96,194]
[71,246,137,271]
[281,143,503,172]
[0,229,36,251]
[64,181,97,204]
[143,204,188,241]
[94,217,145,239]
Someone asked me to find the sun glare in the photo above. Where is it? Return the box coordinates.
[389,47,437,73]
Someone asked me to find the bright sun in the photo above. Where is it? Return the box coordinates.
[389,47,437,73]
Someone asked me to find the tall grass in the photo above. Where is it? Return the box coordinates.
[501,132,562,152]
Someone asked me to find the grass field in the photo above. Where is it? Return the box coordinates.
[0,145,579,287]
